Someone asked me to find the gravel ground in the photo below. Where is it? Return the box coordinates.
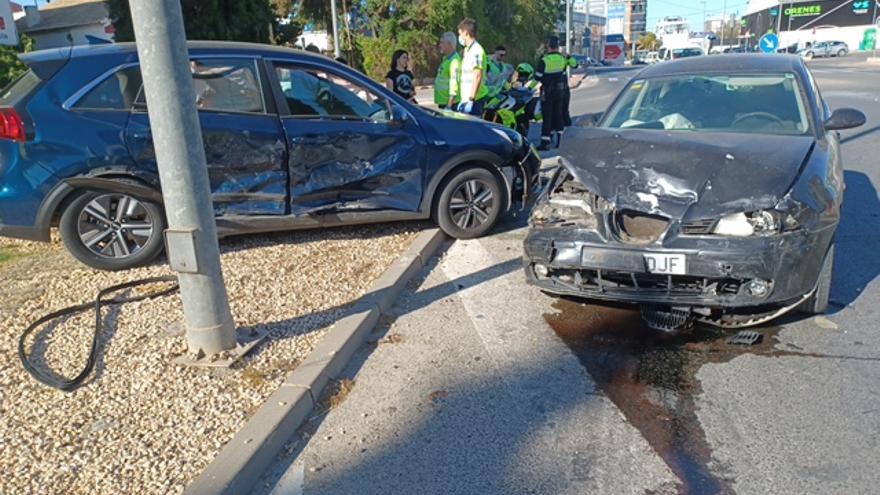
[0,223,421,494]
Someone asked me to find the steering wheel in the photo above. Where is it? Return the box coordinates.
[732,112,785,127]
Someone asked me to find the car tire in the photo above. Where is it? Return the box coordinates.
[798,243,834,315]
[59,189,166,271]
[837,49,846,57]
[434,166,504,239]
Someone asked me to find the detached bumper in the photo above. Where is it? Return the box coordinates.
[523,225,834,308]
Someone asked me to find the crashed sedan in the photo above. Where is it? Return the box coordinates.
[524,55,865,330]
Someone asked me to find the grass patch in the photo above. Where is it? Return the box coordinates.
[0,246,24,264]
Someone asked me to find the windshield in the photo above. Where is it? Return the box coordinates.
[602,73,811,136]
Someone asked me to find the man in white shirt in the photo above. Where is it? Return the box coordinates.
[456,18,489,116]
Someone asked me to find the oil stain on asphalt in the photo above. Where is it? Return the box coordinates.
[544,298,788,495]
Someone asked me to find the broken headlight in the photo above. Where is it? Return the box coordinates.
[712,210,783,236]
[530,170,604,226]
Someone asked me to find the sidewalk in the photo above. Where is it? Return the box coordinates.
[257,227,676,494]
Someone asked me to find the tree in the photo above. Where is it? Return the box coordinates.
[0,36,34,90]
[352,0,563,81]
[637,32,661,51]
[108,0,275,43]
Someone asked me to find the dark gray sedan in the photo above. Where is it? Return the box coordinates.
[523,55,865,330]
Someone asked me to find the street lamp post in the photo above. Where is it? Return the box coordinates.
[127,0,238,359]
[330,0,341,58]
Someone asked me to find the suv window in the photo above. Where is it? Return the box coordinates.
[274,65,390,122]
[134,58,265,114]
[74,66,143,110]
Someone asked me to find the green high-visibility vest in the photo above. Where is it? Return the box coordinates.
[542,53,568,74]
[435,52,462,106]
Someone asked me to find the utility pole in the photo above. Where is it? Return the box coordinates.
[565,0,571,74]
[330,0,341,58]
[720,0,727,47]
[127,0,237,358]
[776,0,783,35]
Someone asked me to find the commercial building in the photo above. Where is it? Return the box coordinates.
[607,0,648,48]
[742,0,879,51]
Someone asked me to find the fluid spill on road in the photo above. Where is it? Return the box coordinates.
[544,298,785,495]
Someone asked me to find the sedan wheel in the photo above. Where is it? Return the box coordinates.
[436,167,503,239]
[60,190,166,270]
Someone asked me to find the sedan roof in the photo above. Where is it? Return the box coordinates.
[637,54,807,79]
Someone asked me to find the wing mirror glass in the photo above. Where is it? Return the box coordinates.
[825,108,866,131]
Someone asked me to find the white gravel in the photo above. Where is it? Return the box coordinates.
[0,223,421,494]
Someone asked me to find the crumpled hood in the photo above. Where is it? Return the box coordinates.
[558,127,815,219]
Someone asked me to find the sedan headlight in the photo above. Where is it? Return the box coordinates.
[712,210,782,236]
[530,169,605,226]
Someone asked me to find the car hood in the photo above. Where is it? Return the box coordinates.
[558,127,815,219]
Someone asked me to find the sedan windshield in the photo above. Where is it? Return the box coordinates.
[602,73,811,136]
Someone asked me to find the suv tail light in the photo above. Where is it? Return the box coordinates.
[0,108,26,142]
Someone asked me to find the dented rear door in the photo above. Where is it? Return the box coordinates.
[269,62,425,216]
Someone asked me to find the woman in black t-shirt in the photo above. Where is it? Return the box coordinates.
[385,49,417,103]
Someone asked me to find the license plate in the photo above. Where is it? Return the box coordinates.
[644,253,686,275]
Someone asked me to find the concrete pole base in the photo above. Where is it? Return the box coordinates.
[173,327,268,368]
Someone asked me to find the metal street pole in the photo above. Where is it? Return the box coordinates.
[776,0,783,34]
[330,0,341,58]
[566,0,571,73]
[720,0,727,47]
[128,0,237,357]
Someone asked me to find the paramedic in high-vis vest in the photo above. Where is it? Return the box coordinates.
[434,32,462,109]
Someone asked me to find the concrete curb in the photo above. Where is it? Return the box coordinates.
[186,228,447,495]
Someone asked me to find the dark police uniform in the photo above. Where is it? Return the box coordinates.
[535,51,567,149]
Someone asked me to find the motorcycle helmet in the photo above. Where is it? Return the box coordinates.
[516,63,534,80]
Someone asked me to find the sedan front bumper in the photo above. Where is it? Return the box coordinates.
[523,225,835,308]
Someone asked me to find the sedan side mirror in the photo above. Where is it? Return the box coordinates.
[825,108,866,131]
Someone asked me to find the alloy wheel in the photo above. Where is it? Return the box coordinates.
[448,179,496,230]
[76,193,155,259]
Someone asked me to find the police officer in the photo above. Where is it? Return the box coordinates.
[562,53,578,127]
[535,36,567,150]
[434,32,462,109]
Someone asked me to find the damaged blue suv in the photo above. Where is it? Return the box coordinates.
[0,41,538,270]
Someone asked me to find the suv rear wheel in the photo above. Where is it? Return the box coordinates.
[435,166,504,239]
[59,190,166,270]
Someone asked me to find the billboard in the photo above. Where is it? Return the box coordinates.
[743,0,880,35]
[607,1,626,35]
[0,0,18,46]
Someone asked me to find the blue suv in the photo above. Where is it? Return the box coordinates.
[0,41,538,270]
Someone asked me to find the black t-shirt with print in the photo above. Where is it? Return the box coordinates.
[386,69,415,101]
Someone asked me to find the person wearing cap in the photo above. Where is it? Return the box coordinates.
[434,32,462,109]
[535,36,567,150]
[455,17,489,116]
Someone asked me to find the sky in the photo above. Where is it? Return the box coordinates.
[646,0,754,32]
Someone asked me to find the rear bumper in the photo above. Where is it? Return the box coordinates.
[523,225,834,308]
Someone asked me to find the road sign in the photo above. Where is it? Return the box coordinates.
[759,33,780,54]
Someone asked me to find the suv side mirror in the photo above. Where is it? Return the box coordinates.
[388,103,408,126]
[825,108,866,131]
[577,112,603,128]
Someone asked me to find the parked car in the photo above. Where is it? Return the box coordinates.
[799,41,849,59]
[657,46,704,62]
[0,41,539,270]
[523,54,865,330]
[644,52,659,64]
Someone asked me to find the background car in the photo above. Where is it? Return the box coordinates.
[799,41,849,59]
[524,54,865,330]
[0,42,538,270]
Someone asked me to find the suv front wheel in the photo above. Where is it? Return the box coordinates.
[435,166,504,239]
[59,190,166,271]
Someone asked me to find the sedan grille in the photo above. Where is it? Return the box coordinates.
[680,218,717,235]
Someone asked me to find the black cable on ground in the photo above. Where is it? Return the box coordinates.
[18,275,179,392]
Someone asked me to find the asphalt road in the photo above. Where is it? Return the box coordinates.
[258,55,880,495]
